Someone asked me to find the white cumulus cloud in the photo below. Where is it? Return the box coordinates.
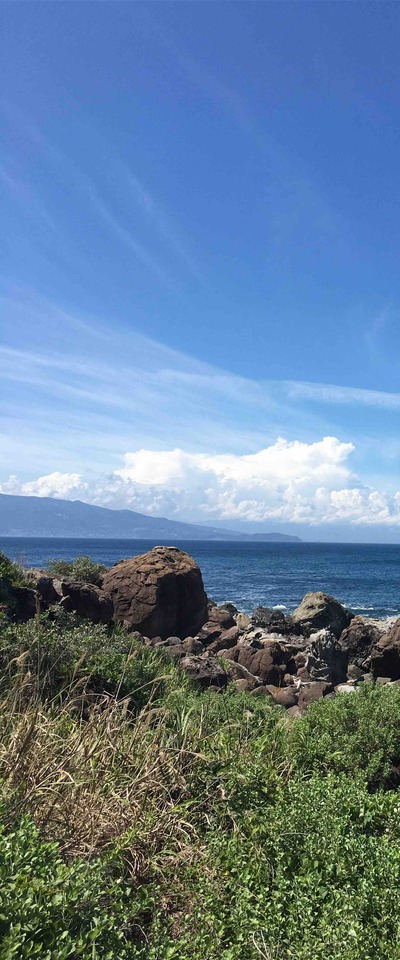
[2,435,400,527]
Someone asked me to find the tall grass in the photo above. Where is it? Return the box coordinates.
[0,619,285,868]
[0,674,200,868]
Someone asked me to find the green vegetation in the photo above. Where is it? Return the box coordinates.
[46,555,107,586]
[0,550,27,587]
[1,611,400,958]
[0,551,30,620]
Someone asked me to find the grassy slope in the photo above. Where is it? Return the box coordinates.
[1,614,400,959]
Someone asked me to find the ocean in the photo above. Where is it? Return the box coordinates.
[2,537,399,619]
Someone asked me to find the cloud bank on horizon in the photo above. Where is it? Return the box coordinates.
[3,436,400,528]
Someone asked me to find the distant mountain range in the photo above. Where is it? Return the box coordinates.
[0,494,302,542]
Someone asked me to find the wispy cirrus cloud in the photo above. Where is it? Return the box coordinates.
[120,164,202,280]
[284,379,400,411]
[138,8,351,253]
[86,186,176,288]
[1,103,202,290]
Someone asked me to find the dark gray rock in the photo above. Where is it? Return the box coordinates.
[179,654,228,689]
[265,685,298,708]
[370,619,400,680]
[30,574,62,606]
[305,629,348,685]
[339,615,382,662]
[297,681,333,712]
[59,580,113,624]
[223,659,261,686]
[250,606,301,637]
[196,622,222,644]
[182,637,204,654]
[207,605,236,629]
[250,685,274,698]
[224,638,292,686]
[13,585,38,622]
[0,579,39,622]
[207,625,240,653]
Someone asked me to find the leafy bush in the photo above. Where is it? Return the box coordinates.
[0,805,152,958]
[0,551,26,586]
[45,557,73,578]
[46,554,107,586]
[0,616,188,709]
[152,775,400,960]
[290,682,400,788]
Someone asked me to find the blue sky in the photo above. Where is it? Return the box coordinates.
[1,1,400,540]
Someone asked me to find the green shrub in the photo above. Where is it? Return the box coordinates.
[46,555,107,586]
[290,682,400,789]
[166,686,288,830]
[46,558,74,578]
[154,774,400,960]
[0,805,152,958]
[0,617,188,709]
[0,551,26,586]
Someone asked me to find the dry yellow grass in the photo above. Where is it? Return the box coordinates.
[0,665,200,870]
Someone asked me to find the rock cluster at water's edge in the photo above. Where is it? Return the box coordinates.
[6,546,400,712]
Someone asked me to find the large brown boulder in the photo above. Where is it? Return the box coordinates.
[291,592,353,639]
[370,618,400,680]
[102,546,208,640]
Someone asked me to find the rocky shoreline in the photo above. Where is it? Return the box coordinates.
[6,545,400,714]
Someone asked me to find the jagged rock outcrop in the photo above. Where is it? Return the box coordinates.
[339,615,382,662]
[305,629,348,685]
[250,606,301,636]
[59,580,114,624]
[223,637,299,686]
[370,618,400,680]
[179,653,228,689]
[102,546,208,639]
[12,549,394,712]
[291,592,353,639]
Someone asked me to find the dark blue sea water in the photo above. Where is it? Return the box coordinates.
[2,537,399,619]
